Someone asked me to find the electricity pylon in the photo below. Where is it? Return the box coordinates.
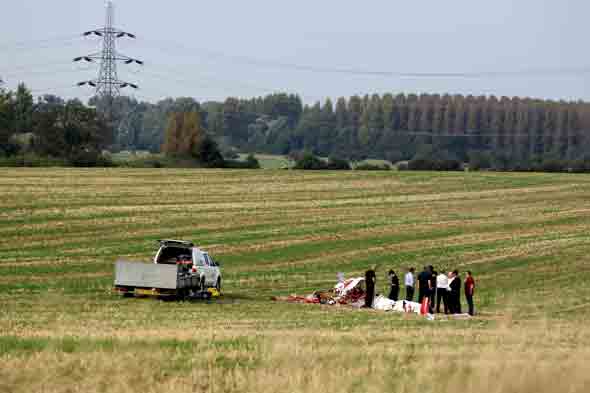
[75,0,142,120]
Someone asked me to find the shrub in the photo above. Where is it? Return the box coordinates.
[245,154,261,169]
[293,154,351,170]
[151,160,163,168]
[194,137,225,168]
[0,141,21,157]
[326,157,351,170]
[69,150,115,167]
[468,151,492,171]
[407,158,463,171]
[293,153,327,170]
[539,159,568,173]
[570,157,590,173]
[355,163,391,171]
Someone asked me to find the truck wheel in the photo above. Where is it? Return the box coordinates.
[215,277,221,292]
[200,276,207,292]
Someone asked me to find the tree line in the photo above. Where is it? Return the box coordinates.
[0,84,112,166]
[2,81,590,171]
[215,93,590,165]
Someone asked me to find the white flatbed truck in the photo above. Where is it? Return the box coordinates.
[114,239,222,299]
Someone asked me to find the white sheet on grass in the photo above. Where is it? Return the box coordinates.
[372,295,425,315]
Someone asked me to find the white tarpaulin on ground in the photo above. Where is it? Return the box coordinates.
[372,295,426,315]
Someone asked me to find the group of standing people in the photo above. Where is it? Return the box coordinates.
[387,266,475,315]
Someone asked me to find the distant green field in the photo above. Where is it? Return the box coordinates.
[237,153,292,169]
[1,169,589,393]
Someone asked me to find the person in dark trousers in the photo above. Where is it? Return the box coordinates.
[388,270,400,301]
[405,267,415,301]
[428,266,436,313]
[465,271,475,316]
[448,270,462,314]
[363,268,377,308]
[417,266,433,305]
[436,269,449,314]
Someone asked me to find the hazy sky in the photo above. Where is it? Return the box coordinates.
[2,0,589,103]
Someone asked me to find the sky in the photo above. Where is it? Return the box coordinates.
[1,0,589,104]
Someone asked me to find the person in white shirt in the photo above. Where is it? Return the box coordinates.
[405,267,415,301]
[436,270,450,314]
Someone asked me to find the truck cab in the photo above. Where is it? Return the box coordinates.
[154,239,222,291]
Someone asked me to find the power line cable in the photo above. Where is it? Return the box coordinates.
[26,85,81,96]
[129,67,275,94]
[1,65,95,79]
[0,37,95,54]
[136,36,590,80]
[0,34,81,50]
[144,61,280,91]
[0,59,78,73]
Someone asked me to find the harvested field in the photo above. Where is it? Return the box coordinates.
[1,169,589,393]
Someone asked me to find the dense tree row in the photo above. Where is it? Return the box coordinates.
[3,81,590,169]
[0,84,112,165]
[216,93,590,163]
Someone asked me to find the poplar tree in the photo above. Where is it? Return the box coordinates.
[162,113,182,155]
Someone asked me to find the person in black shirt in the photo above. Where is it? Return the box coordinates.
[449,270,462,314]
[388,270,400,301]
[363,268,377,308]
[417,266,433,304]
[428,265,436,313]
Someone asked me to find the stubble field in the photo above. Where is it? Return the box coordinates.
[1,168,589,393]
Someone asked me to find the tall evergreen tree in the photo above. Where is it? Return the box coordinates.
[335,97,348,130]
[13,83,33,134]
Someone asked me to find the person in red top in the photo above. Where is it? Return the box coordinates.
[464,271,476,316]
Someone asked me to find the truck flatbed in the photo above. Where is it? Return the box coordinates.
[114,260,199,298]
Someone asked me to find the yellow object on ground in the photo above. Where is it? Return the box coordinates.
[208,288,221,297]
[135,288,157,296]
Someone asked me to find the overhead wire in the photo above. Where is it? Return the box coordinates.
[1,65,96,79]
[0,37,96,54]
[135,36,590,80]
[0,59,78,73]
[26,85,81,97]
[127,66,275,94]
[0,34,82,50]
[4,32,589,104]
[147,61,280,92]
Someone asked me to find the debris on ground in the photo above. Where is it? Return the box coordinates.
[271,276,449,319]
